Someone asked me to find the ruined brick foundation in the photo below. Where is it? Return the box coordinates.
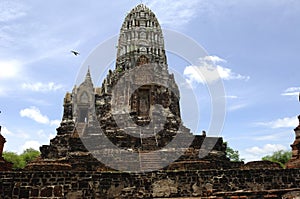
[1,169,300,198]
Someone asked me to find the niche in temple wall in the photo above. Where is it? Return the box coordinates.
[130,86,151,120]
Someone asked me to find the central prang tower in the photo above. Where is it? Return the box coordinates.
[114,4,178,122]
[32,4,231,172]
[97,4,182,151]
[116,4,166,69]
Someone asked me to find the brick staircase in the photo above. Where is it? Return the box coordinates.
[140,128,159,150]
[139,151,165,171]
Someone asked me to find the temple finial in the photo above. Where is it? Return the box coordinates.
[84,66,93,85]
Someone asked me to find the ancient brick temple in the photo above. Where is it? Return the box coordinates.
[28,4,235,172]
[2,4,300,199]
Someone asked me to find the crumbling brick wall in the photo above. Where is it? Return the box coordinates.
[1,169,300,198]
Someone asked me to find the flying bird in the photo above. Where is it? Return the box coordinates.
[70,50,80,56]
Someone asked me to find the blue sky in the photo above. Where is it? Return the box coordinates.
[0,0,299,162]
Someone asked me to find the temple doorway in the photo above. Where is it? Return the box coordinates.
[78,108,88,123]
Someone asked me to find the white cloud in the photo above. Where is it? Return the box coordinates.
[48,133,56,140]
[20,106,49,124]
[285,87,300,92]
[0,1,28,22]
[20,106,60,127]
[256,116,298,129]
[0,60,22,79]
[20,140,41,153]
[184,55,249,85]
[148,0,200,26]
[245,144,287,156]
[0,126,13,136]
[50,120,60,127]
[217,66,249,81]
[21,82,64,92]
[0,60,23,97]
[281,87,300,97]
[240,144,288,162]
[203,55,226,63]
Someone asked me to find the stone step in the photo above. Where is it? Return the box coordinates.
[139,152,166,171]
[140,128,158,151]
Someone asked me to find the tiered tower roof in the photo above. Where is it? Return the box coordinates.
[116,4,166,70]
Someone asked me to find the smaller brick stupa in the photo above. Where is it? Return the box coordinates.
[286,115,300,168]
[0,126,13,171]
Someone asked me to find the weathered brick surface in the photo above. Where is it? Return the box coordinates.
[286,115,300,169]
[0,169,300,198]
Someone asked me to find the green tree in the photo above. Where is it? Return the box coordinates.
[2,148,40,170]
[262,150,292,168]
[225,142,244,162]
[2,151,25,169]
[20,148,40,164]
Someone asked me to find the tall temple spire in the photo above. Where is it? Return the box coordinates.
[116,4,167,70]
[83,67,93,86]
